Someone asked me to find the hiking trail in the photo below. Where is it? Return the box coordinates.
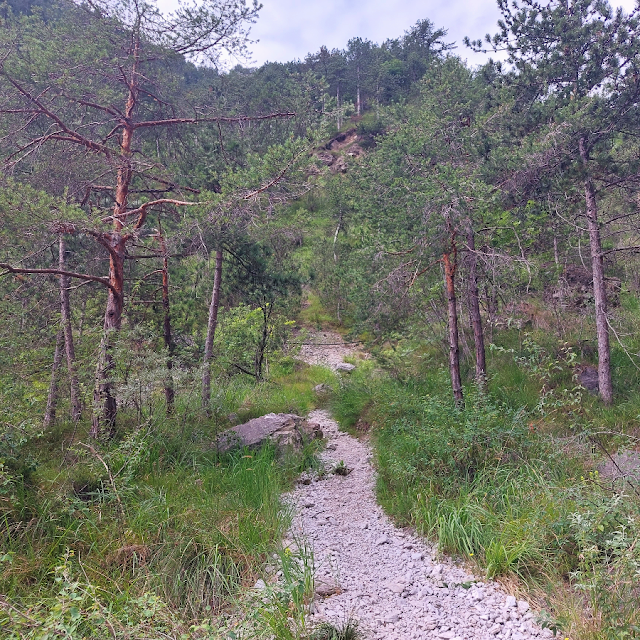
[288,331,551,640]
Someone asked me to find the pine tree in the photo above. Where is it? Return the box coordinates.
[469,0,640,403]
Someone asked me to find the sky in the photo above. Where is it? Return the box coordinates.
[247,0,507,67]
[158,0,638,69]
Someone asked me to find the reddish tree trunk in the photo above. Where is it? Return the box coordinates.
[443,240,464,406]
[59,235,82,421]
[202,249,223,411]
[91,44,138,436]
[466,222,486,387]
[579,137,613,404]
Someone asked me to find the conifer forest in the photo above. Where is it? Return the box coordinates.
[2,0,640,638]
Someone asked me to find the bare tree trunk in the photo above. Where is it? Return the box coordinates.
[157,228,174,414]
[443,238,464,406]
[202,249,223,411]
[255,302,272,381]
[59,235,82,422]
[78,298,87,340]
[356,65,361,117]
[91,233,125,437]
[92,43,138,436]
[466,222,486,387]
[580,137,613,404]
[483,265,498,344]
[44,326,64,428]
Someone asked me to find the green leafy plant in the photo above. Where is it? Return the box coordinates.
[0,550,180,639]
[569,495,640,639]
[240,537,316,640]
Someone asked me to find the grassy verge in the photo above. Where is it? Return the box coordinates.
[331,336,640,640]
[1,364,336,638]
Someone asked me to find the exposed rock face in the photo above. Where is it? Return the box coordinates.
[313,129,364,174]
[216,413,322,453]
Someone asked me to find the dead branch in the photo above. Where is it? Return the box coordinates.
[133,112,296,129]
[384,245,418,256]
[0,73,111,155]
[98,198,201,227]
[242,153,302,201]
[0,263,116,293]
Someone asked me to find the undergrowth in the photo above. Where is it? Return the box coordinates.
[0,364,336,638]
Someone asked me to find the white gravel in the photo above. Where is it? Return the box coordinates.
[288,411,550,640]
[299,332,365,371]
[287,334,551,640]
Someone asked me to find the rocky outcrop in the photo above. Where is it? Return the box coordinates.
[216,413,323,453]
[313,129,364,174]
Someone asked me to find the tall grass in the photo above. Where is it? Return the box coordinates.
[0,364,334,637]
[332,340,640,639]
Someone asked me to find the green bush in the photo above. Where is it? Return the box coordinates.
[377,390,535,490]
[569,492,640,639]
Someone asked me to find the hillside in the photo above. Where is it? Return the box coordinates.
[1,0,640,639]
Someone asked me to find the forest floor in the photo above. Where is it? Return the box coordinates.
[289,332,553,640]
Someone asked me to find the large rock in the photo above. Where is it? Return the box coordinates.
[216,413,322,453]
[578,366,599,392]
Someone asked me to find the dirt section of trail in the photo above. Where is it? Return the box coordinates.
[290,336,551,640]
[299,331,365,370]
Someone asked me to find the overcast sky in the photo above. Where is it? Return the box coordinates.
[158,0,638,68]
[247,0,507,67]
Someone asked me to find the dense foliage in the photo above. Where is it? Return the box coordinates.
[2,0,640,638]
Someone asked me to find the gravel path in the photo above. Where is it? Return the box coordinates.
[288,335,551,640]
[299,332,365,370]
